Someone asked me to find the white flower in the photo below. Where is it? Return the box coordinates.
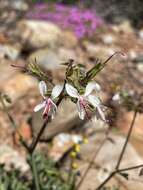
[65,82,106,121]
[112,93,120,101]
[34,81,63,119]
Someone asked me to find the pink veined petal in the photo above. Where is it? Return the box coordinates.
[84,81,101,96]
[50,105,57,120]
[51,84,63,99]
[77,99,86,120]
[48,108,54,118]
[50,99,57,116]
[65,84,79,98]
[88,95,101,108]
[43,98,52,118]
[34,101,46,112]
[48,102,57,120]
[96,106,106,122]
[39,81,47,98]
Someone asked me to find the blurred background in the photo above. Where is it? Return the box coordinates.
[0,0,143,189]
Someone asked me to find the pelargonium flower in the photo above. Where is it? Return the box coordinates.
[34,81,63,119]
[65,82,106,121]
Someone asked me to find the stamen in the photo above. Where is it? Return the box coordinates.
[83,103,91,120]
[79,97,91,120]
[43,98,52,119]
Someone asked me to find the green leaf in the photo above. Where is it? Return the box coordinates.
[28,62,53,85]
[85,59,103,81]
[83,52,124,83]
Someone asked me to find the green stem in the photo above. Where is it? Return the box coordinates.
[31,153,40,190]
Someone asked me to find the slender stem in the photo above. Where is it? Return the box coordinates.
[29,118,48,153]
[11,64,27,72]
[85,52,124,81]
[118,164,143,173]
[115,110,137,170]
[96,172,116,190]
[95,164,143,190]
[31,153,40,190]
[102,52,125,65]
[95,109,138,190]
[76,137,107,189]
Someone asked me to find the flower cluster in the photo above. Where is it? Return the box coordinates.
[26,3,102,38]
[34,81,106,121]
[34,81,63,119]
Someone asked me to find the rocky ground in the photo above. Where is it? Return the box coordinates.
[0,1,143,190]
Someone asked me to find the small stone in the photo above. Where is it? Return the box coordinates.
[0,44,20,61]
[28,49,60,70]
[58,48,76,62]
[0,144,29,172]
[28,48,76,71]
[101,34,115,45]
[1,73,36,104]
[61,31,78,48]
[11,0,28,11]
[137,62,143,73]
[132,54,143,63]
[129,50,137,60]
[117,20,133,34]
[17,20,63,49]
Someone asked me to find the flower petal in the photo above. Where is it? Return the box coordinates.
[84,82,101,96]
[34,101,46,112]
[51,100,57,112]
[96,106,106,122]
[39,81,47,98]
[112,93,120,101]
[77,100,86,120]
[65,84,79,98]
[49,100,57,119]
[88,95,101,108]
[51,84,63,99]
